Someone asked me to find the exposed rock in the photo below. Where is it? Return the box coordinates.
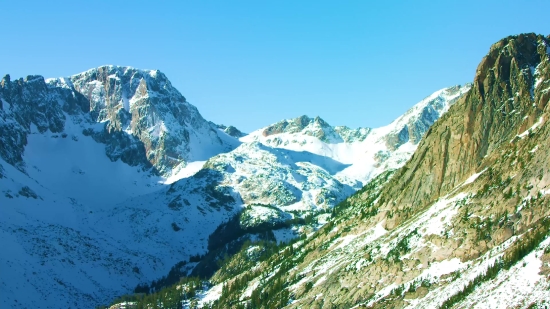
[194,33,550,309]
[262,115,371,143]
[213,123,247,138]
[383,84,470,151]
[379,34,550,227]
[57,66,239,175]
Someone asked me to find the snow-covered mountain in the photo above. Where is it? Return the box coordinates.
[0,65,469,309]
[100,84,472,256]
[49,66,241,176]
[242,84,470,185]
[0,67,243,309]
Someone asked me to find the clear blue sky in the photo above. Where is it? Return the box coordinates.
[1,1,549,133]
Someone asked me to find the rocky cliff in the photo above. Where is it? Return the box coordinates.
[378,33,550,230]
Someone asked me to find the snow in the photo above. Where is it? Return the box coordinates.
[420,198,460,237]
[0,154,166,308]
[22,118,164,207]
[1,69,472,309]
[122,95,130,112]
[462,168,487,186]
[334,234,360,250]
[197,283,223,306]
[418,258,465,279]
[517,116,544,139]
[0,66,246,308]
[164,161,206,184]
[289,221,387,295]
[402,235,520,309]
[365,283,399,307]
[458,238,550,308]
[272,228,298,244]
[240,85,470,186]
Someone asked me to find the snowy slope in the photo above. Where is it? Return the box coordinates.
[0,153,165,308]
[0,110,200,308]
[87,84,473,277]
[126,84,470,248]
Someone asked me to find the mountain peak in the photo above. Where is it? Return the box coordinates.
[258,115,364,143]
[378,33,550,228]
[474,33,548,100]
[262,115,322,135]
[0,65,241,177]
[213,123,247,138]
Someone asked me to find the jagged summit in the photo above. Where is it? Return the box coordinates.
[378,84,471,150]
[379,33,550,224]
[0,65,241,176]
[0,60,473,309]
[212,122,247,138]
[247,114,371,144]
[261,115,351,142]
[244,84,470,151]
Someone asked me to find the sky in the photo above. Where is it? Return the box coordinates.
[1,1,549,133]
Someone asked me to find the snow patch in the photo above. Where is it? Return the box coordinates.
[517,116,544,139]
[163,161,206,184]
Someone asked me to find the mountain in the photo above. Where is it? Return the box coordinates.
[0,66,242,309]
[91,85,469,283]
[0,66,239,177]
[1,67,466,307]
[243,85,470,185]
[183,33,550,309]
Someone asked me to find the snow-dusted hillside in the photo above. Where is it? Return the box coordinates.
[94,84,473,269]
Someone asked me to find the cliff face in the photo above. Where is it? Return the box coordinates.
[379,33,550,229]
[0,74,89,171]
[52,66,240,175]
[283,33,550,308]
[382,84,469,151]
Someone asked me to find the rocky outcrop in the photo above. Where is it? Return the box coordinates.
[0,74,89,171]
[262,115,312,136]
[189,34,550,309]
[55,66,239,175]
[383,84,471,151]
[334,125,372,143]
[213,123,247,138]
[378,33,550,228]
